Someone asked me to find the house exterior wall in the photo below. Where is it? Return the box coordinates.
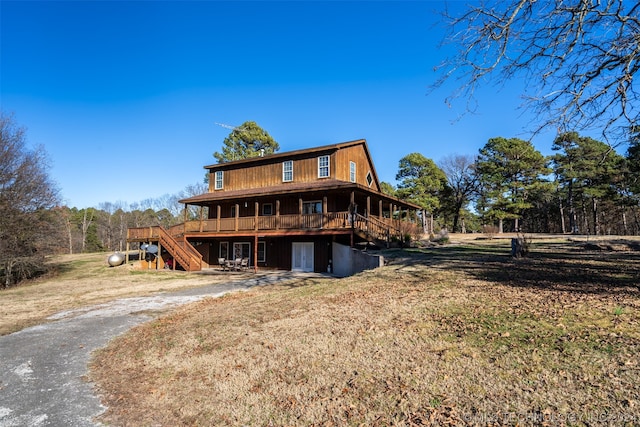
[206,235,334,273]
[207,149,338,193]
[333,144,379,192]
[129,140,422,274]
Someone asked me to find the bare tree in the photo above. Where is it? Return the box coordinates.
[0,113,60,287]
[80,208,95,253]
[439,154,479,233]
[178,182,209,220]
[434,0,639,143]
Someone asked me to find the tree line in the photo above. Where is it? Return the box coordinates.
[0,111,210,286]
[3,110,640,287]
[387,131,640,237]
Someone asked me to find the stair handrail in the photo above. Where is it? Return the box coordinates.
[156,226,202,271]
[353,213,403,242]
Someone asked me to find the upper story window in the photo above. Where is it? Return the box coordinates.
[366,171,373,187]
[214,170,224,190]
[349,161,356,183]
[318,155,330,178]
[283,160,293,182]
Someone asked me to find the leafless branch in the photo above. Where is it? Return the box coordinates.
[433,0,639,145]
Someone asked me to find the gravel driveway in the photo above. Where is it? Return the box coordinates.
[0,271,298,427]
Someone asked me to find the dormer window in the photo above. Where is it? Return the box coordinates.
[283,160,293,182]
[214,170,224,190]
[318,155,330,178]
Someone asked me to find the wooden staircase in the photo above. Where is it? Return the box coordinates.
[128,226,202,271]
[156,226,202,271]
[352,213,404,248]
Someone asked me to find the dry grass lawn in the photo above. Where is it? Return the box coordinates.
[90,238,640,426]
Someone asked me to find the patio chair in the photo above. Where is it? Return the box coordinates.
[226,258,241,271]
[218,257,227,271]
[240,258,249,271]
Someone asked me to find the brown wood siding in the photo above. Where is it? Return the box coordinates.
[208,150,338,193]
[334,145,380,192]
[189,236,333,272]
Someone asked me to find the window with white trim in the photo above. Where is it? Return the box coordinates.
[257,241,266,262]
[214,170,224,190]
[283,160,293,182]
[349,161,356,183]
[318,155,329,178]
[219,242,229,259]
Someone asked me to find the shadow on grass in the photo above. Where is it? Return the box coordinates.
[381,241,640,296]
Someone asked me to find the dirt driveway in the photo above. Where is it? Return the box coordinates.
[0,271,298,427]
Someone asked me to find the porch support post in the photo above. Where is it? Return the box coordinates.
[255,201,259,231]
[199,206,204,232]
[392,204,397,236]
[276,199,280,230]
[235,203,239,231]
[216,205,221,232]
[183,204,188,225]
[379,199,383,221]
[322,196,327,228]
[299,197,303,228]
[366,196,371,234]
[350,191,355,248]
[254,234,258,273]
[125,241,129,264]
[158,242,162,270]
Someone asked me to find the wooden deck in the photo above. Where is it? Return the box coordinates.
[127,212,419,272]
[129,212,414,240]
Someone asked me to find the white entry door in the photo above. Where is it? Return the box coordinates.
[292,242,314,272]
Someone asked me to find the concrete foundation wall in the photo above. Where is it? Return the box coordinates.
[332,242,384,277]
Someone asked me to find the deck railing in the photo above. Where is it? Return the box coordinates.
[128,211,418,243]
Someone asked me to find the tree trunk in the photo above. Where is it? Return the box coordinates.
[582,202,590,235]
[498,218,503,234]
[430,213,434,235]
[568,181,578,233]
[452,200,464,233]
[559,197,566,234]
[81,210,94,253]
[592,198,600,236]
[63,215,73,254]
[4,260,13,287]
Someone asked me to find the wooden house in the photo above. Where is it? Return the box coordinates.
[126,139,423,273]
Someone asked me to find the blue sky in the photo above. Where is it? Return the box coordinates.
[2,0,554,209]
